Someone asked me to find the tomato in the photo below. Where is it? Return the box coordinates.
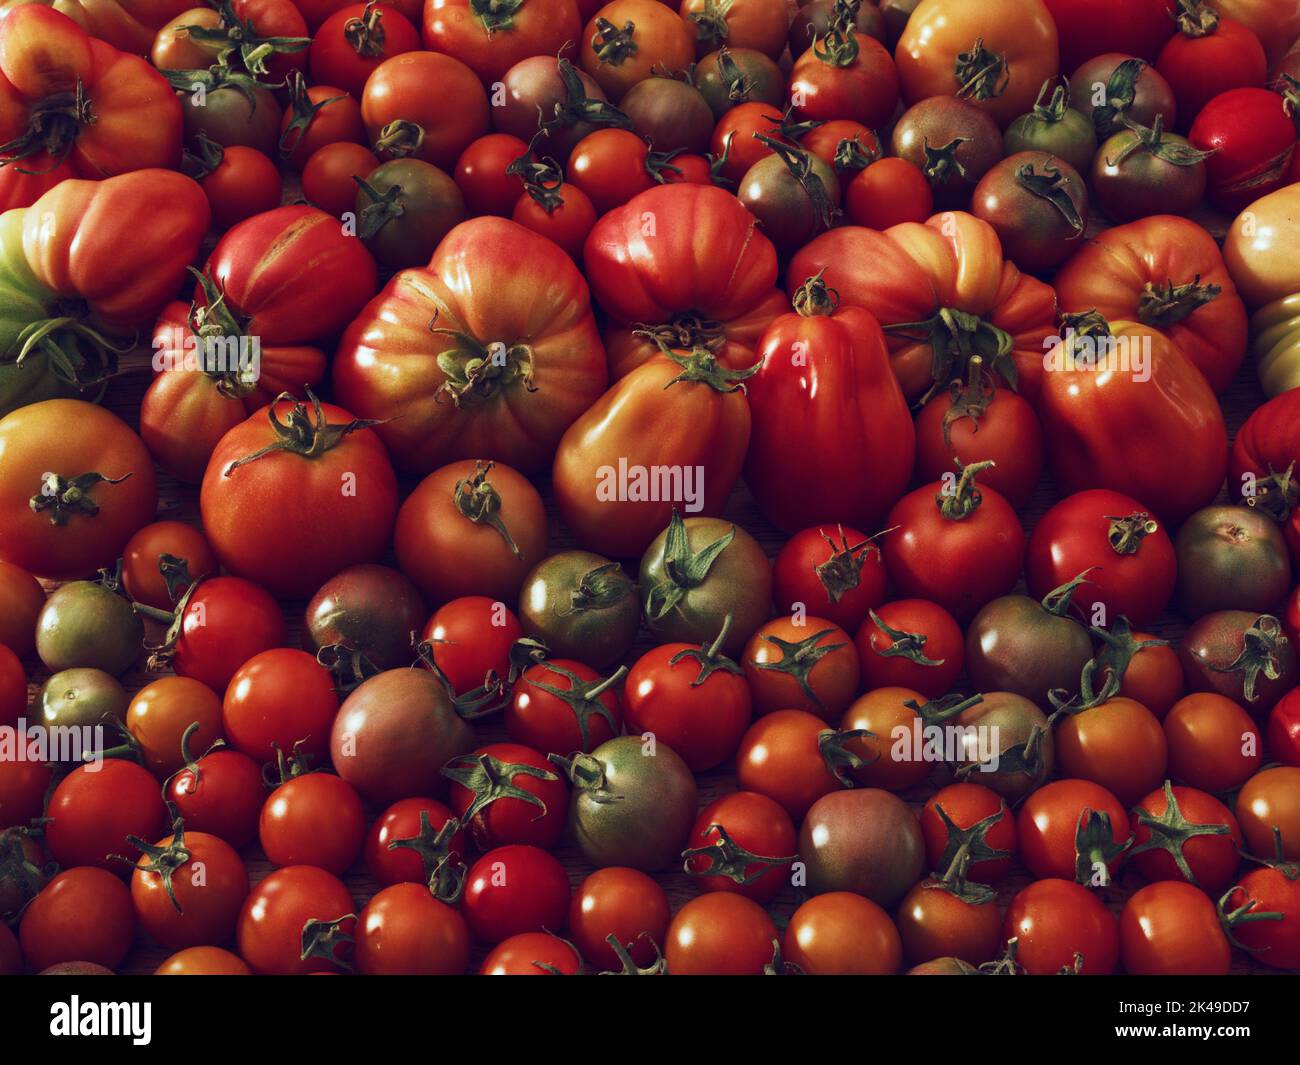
[302,141,381,217]
[353,158,467,270]
[223,655,337,775]
[567,867,670,971]
[1112,629,1184,719]
[175,69,284,158]
[1069,54,1178,138]
[787,211,1059,406]
[684,791,796,904]
[126,676,223,779]
[425,0,581,84]
[120,522,216,612]
[579,0,694,102]
[1226,862,1300,970]
[1092,117,1211,223]
[972,152,1089,274]
[305,564,425,685]
[334,216,607,475]
[310,2,420,97]
[34,669,127,750]
[920,782,1017,884]
[480,932,582,975]
[1180,610,1297,713]
[638,514,772,657]
[1016,779,1128,885]
[422,595,522,697]
[772,525,887,634]
[1040,315,1227,526]
[623,629,751,772]
[1056,696,1167,806]
[1188,88,1297,214]
[1044,0,1173,72]
[491,54,618,160]
[1236,766,1300,860]
[896,0,1058,128]
[155,946,252,975]
[854,599,963,698]
[505,659,621,756]
[1003,878,1118,975]
[1156,4,1267,130]
[556,735,697,871]
[453,132,527,217]
[736,709,847,820]
[620,75,713,153]
[331,668,474,804]
[1176,504,1291,620]
[1230,392,1300,560]
[511,175,598,259]
[236,866,355,975]
[130,821,248,949]
[1120,881,1231,975]
[782,892,901,975]
[364,797,466,889]
[361,50,490,169]
[278,78,366,171]
[0,645,24,731]
[395,460,545,609]
[35,578,141,675]
[0,7,181,208]
[0,560,42,657]
[517,552,637,669]
[167,745,265,850]
[261,771,366,875]
[298,0,420,29]
[201,395,398,599]
[0,758,49,831]
[1269,689,1300,768]
[19,867,134,972]
[896,877,1002,967]
[582,183,782,380]
[664,892,778,975]
[788,22,898,127]
[45,759,167,872]
[800,788,925,907]
[883,463,1026,624]
[566,128,673,215]
[444,742,568,850]
[1130,782,1243,892]
[842,156,933,230]
[954,691,1055,802]
[462,844,570,943]
[741,617,858,722]
[890,97,1004,209]
[1164,692,1263,792]
[681,0,786,58]
[790,0,885,55]
[839,686,975,793]
[1003,77,1098,174]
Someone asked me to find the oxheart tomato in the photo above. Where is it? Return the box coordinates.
[787,213,1059,405]
[236,866,356,975]
[0,7,181,209]
[1043,0,1174,72]
[745,276,913,534]
[1039,314,1227,525]
[0,0,195,55]
[582,183,784,380]
[360,50,489,169]
[0,400,157,580]
[200,395,398,598]
[553,346,753,559]
[334,216,607,475]
[424,0,581,85]
[309,2,420,98]
[1054,215,1248,393]
[895,0,1059,128]
[1188,88,1297,215]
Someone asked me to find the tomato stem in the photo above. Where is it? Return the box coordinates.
[954,38,1009,102]
[28,471,132,527]
[590,17,638,66]
[344,1,387,57]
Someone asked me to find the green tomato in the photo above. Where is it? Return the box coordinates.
[35,668,129,757]
[355,159,468,271]
[35,581,143,676]
[1174,505,1292,620]
[518,551,639,669]
[1252,293,1300,398]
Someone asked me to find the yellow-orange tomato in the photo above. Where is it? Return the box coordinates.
[1224,183,1300,309]
[155,946,251,975]
[126,676,224,778]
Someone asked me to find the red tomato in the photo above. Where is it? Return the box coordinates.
[882,464,1026,624]
[355,882,471,974]
[302,141,382,216]
[772,525,887,634]
[1268,689,1300,768]
[125,675,223,779]
[567,128,676,215]
[1188,88,1298,213]
[156,577,287,695]
[783,892,902,975]
[567,867,670,971]
[361,51,490,169]
[364,797,466,888]
[1055,697,1168,806]
[1017,779,1130,884]
[222,649,340,765]
[454,132,528,216]
[1163,692,1263,792]
[1003,878,1119,975]
[278,78,366,170]
[736,709,846,820]
[854,599,964,698]
[578,0,694,102]
[236,866,356,975]
[196,144,282,231]
[741,617,859,722]
[260,772,366,875]
[130,824,248,950]
[120,521,217,612]
[1236,766,1300,861]
[507,659,624,755]
[789,26,898,127]
[422,596,523,695]
[1120,881,1231,975]
[310,2,421,98]
[167,748,266,850]
[664,892,778,975]
[1116,632,1185,719]
[445,742,568,850]
[462,844,571,944]
[45,760,167,872]
[1043,0,1174,72]
[19,867,135,972]
[1156,10,1267,130]
[425,0,582,84]
[684,791,796,903]
[746,276,914,534]
[0,560,44,657]
[1226,863,1300,970]
[920,783,1017,884]
[1130,783,1243,893]
[0,645,26,731]
[0,760,52,831]
[1025,489,1177,628]
[845,157,933,229]
[154,947,251,975]
[511,178,598,259]
[480,932,582,975]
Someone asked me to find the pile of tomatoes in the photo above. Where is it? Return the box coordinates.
[2,0,1300,979]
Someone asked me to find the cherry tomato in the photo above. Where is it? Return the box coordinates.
[684,792,796,904]
[1120,881,1231,975]
[664,892,778,975]
[1268,689,1300,768]
[154,946,252,975]
[0,560,44,658]
[166,747,265,850]
[454,133,528,217]
[364,797,466,888]
[480,932,583,975]
[236,866,356,975]
[1003,878,1119,975]
[444,743,568,850]
[19,867,135,972]
[1054,697,1167,805]
[120,521,218,612]
[222,649,340,765]
[896,879,1002,967]
[130,823,248,950]
[125,676,223,779]
[920,783,1017,884]
[462,845,570,944]
[45,760,167,872]
[507,659,625,755]
[567,867,670,972]
[1130,783,1242,893]
[422,596,523,696]
[845,156,934,228]
[772,525,888,634]
[260,772,367,875]
[1236,766,1300,860]
[1226,863,1300,970]
[1163,693,1263,792]
[163,577,287,695]
[783,891,902,975]
[1017,779,1130,885]
[302,141,382,216]
[736,709,846,820]
[854,600,964,698]
[741,617,859,721]
[511,179,598,259]
[355,882,470,975]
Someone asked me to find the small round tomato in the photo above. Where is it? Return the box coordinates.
[896,879,1003,968]
[0,760,52,831]
[1226,862,1300,970]
[1120,881,1231,975]
[854,600,964,698]
[1003,878,1119,975]
[1017,779,1130,885]
[462,845,570,944]
[1236,766,1300,861]
[1091,117,1209,222]
[354,158,468,269]
[783,891,901,975]
[664,892,778,975]
[920,783,1017,884]
[281,81,367,170]
[1155,11,1267,130]
[788,24,898,127]
[305,563,426,681]
[237,866,356,975]
[309,2,420,98]
[972,151,1090,273]
[511,178,598,259]
[45,760,167,873]
[364,797,466,889]
[771,525,888,633]
[1268,689,1300,768]
[507,659,625,755]
[566,128,676,215]
[684,792,796,904]
[953,692,1056,802]
[1174,504,1292,620]
[454,132,528,217]
[1164,693,1263,792]
[120,521,218,612]
[709,101,787,184]
[1129,783,1243,893]
[125,676,223,779]
[166,747,265,850]
[839,687,970,793]
[799,788,925,907]
[741,617,858,721]
[567,867,670,972]
[222,649,340,765]
[422,596,523,696]
[1116,631,1184,719]
[1055,697,1167,806]
[19,868,135,972]
[154,946,252,975]
[0,560,44,657]
[260,772,367,875]
[1189,87,1298,213]
[444,743,568,851]
[355,882,470,975]
[891,96,1003,207]
[736,142,841,254]
[518,551,640,670]
[197,144,283,230]
[130,823,248,950]
[1180,610,1297,713]
[480,932,582,975]
[844,156,933,228]
[620,76,714,153]
[35,580,142,676]
[302,141,382,216]
[735,709,846,820]
[578,0,695,102]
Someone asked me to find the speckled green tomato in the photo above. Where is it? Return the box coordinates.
[304,563,426,679]
[639,515,772,659]
[954,691,1055,801]
[35,669,129,749]
[798,788,925,907]
[35,582,142,676]
[555,735,698,872]
[518,551,640,669]
[355,159,468,270]
[1174,506,1291,620]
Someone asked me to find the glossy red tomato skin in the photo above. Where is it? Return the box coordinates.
[364,797,466,886]
[260,773,367,875]
[480,932,582,975]
[772,525,888,634]
[567,867,671,971]
[1130,785,1243,893]
[1025,489,1177,628]
[1003,878,1119,975]
[355,882,471,975]
[566,128,660,216]
[511,182,598,259]
[131,831,249,950]
[1120,881,1232,975]
[845,157,933,228]
[237,866,356,975]
[664,892,779,975]
[45,760,167,873]
[198,146,282,231]
[422,597,523,695]
[302,141,382,216]
[788,30,899,127]
[0,760,52,831]
[1236,766,1300,861]
[0,560,44,658]
[1016,779,1129,884]
[1188,88,1297,213]
[1044,0,1174,72]
[1226,866,1300,970]
[622,644,753,772]
[736,709,844,821]
[1163,693,1263,792]
[853,599,964,698]
[1269,690,1300,768]
[462,845,571,944]
[447,742,568,850]
[1156,18,1267,132]
[361,51,491,170]
[507,660,623,755]
[424,0,582,85]
[920,783,1017,883]
[167,749,266,849]
[310,3,421,98]
[454,133,528,216]
[120,521,218,612]
[685,792,797,904]
[883,481,1026,624]
[19,867,135,972]
[222,649,340,765]
[171,578,287,695]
